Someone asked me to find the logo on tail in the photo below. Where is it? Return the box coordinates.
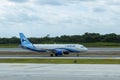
[22,39,26,42]
[19,33,34,49]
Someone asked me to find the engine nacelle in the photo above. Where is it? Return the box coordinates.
[63,51,69,54]
[55,50,63,55]
[55,50,69,56]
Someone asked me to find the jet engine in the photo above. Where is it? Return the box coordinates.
[54,49,69,56]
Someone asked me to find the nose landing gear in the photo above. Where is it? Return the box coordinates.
[77,53,79,57]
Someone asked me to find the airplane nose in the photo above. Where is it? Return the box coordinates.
[84,48,88,51]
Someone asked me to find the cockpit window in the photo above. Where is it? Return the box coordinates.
[80,45,84,48]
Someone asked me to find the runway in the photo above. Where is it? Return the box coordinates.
[89,48,120,51]
[0,56,120,59]
[0,48,120,59]
[0,48,30,52]
[0,63,120,80]
[0,48,120,52]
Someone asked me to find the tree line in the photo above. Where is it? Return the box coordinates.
[0,33,120,44]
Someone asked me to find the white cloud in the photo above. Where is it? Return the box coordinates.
[0,0,119,37]
[9,0,29,3]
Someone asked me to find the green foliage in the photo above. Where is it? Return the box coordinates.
[0,33,120,45]
[0,59,120,64]
[0,44,18,48]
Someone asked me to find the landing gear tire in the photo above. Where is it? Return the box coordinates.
[77,53,79,57]
[55,54,58,56]
[50,54,54,57]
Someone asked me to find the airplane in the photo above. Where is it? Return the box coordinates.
[19,33,88,56]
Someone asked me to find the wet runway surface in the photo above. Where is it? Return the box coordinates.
[0,63,120,80]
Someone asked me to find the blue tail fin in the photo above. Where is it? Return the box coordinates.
[19,33,34,49]
[19,33,46,52]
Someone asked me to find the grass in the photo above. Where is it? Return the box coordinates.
[0,59,120,64]
[0,44,18,48]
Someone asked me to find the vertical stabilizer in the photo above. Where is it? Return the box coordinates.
[19,33,34,49]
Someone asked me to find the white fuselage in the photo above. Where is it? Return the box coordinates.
[19,33,88,55]
[34,44,88,52]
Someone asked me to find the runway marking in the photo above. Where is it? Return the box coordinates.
[0,56,120,59]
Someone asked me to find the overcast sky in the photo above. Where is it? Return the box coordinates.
[0,0,120,37]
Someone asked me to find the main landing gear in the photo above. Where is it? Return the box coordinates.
[77,53,79,57]
[50,53,58,57]
[50,54,54,57]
